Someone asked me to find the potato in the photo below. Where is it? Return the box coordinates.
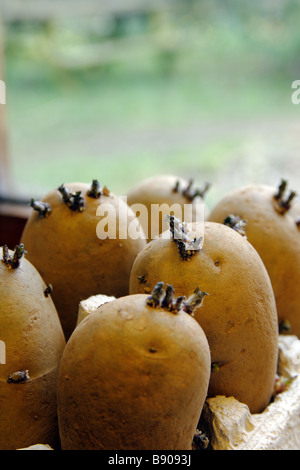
[207,180,300,337]
[57,284,211,450]
[21,180,146,339]
[127,174,210,241]
[129,217,278,413]
[0,244,66,450]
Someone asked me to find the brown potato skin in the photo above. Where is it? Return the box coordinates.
[0,248,66,450]
[129,222,278,414]
[127,174,207,241]
[57,294,211,450]
[207,184,300,337]
[21,182,146,339]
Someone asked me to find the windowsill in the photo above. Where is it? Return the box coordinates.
[0,199,30,218]
[0,198,30,248]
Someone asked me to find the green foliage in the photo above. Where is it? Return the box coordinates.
[2,0,300,200]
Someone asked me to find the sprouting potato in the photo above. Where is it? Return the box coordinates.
[57,283,211,450]
[129,216,278,414]
[127,174,210,241]
[207,179,300,337]
[0,244,66,450]
[21,180,147,339]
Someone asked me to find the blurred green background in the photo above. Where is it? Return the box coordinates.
[1,0,300,209]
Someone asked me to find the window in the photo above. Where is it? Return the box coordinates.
[1,0,299,216]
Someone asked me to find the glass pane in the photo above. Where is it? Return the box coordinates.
[1,0,300,208]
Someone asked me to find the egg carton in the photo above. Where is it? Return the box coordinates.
[199,334,300,450]
[76,294,116,326]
